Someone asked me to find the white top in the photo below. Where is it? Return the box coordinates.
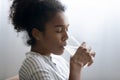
[19,51,69,80]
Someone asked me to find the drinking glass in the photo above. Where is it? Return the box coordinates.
[65,34,94,68]
[65,34,80,56]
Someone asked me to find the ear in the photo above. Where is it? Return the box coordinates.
[32,28,42,40]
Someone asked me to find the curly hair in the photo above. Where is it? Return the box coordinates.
[9,0,65,46]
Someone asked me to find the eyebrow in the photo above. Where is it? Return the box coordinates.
[55,24,69,27]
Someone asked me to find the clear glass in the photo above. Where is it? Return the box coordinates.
[65,34,94,68]
[65,35,80,56]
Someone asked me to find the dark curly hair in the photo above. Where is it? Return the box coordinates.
[9,0,65,46]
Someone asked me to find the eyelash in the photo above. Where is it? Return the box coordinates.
[56,29,62,33]
[56,27,68,33]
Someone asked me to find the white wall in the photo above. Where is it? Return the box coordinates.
[0,0,30,79]
[62,0,120,80]
[0,0,120,80]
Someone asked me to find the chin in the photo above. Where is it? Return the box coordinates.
[53,50,64,55]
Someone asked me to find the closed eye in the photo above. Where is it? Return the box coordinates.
[55,27,63,33]
[55,24,69,33]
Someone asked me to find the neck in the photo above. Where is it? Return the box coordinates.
[31,44,51,56]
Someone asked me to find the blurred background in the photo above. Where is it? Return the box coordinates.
[0,0,120,80]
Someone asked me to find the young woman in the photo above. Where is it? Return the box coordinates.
[9,0,95,80]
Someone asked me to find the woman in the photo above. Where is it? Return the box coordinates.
[9,0,95,80]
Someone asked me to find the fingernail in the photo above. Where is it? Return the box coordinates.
[81,42,86,47]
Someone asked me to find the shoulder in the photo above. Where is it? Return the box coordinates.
[22,52,49,69]
[19,52,50,74]
[19,52,52,79]
[19,52,56,80]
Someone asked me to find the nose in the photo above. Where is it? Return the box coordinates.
[62,31,68,41]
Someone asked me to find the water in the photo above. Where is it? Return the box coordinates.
[65,35,94,68]
[65,35,80,56]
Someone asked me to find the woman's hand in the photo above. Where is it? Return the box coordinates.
[69,42,95,80]
[71,42,95,67]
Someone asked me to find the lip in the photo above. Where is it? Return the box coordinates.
[63,42,67,47]
[60,42,67,49]
[59,42,66,46]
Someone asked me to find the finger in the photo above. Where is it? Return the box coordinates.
[77,46,87,54]
[77,61,84,67]
[90,51,96,57]
[82,60,88,67]
[83,52,92,66]
[87,46,92,52]
[82,54,90,66]
[87,52,95,66]
[87,59,93,66]
[80,42,86,48]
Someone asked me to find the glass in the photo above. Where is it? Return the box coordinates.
[65,34,94,68]
[65,35,80,56]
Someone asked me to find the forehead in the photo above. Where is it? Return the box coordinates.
[47,12,69,26]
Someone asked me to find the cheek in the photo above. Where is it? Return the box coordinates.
[47,37,60,47]
[45,35,62,51]
[45,33,62,44]
[44,35,58,46]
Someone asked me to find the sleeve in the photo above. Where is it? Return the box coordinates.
[19,56,55,80]
[27,57,55,80]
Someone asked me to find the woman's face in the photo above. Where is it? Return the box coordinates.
[37,12,69,55]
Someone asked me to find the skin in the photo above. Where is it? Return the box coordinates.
[31,11,95,80]
[31,12,69,56]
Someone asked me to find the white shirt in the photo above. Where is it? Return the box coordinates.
[19,51,69,80]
